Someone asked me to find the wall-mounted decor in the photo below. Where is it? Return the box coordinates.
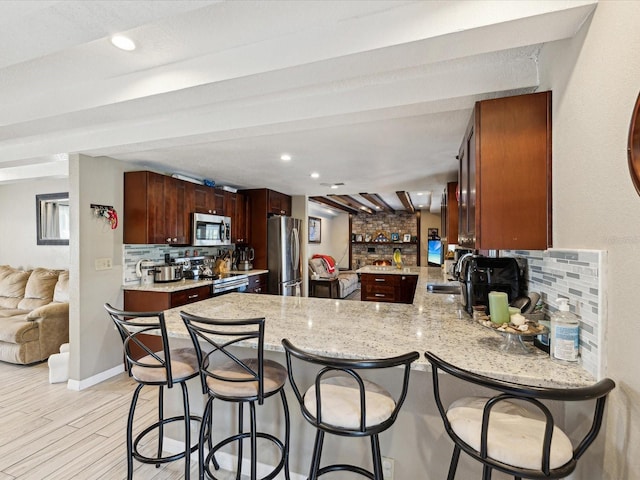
[91,203,118,229]
[355,234,363,242]
[391,232,400,241]
[309,216,321,243]
[403,234,412,242]
[628,92,640,195]
[36,192,70,245]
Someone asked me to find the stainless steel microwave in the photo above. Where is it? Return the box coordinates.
[192,213,231,246]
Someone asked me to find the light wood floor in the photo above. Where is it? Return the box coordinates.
[0,360,243,480]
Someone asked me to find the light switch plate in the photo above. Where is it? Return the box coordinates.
[95,258,113,270]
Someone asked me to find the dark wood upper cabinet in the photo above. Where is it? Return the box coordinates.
[241,188,292,272]
[267,190,291,216]
[194,184,226,215]
[124,171,193,245]
[458,91,552,250]
[231,192,250,244]
[441,181,458,245]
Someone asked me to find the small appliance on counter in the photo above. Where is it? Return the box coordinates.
[175,256,205,279]
[456,255,523,316]
[236,246,255,271]
[153,264,183,283]
[135,259,156,286]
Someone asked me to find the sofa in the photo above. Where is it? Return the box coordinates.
[0,266,69,365]
[308,257,359,299]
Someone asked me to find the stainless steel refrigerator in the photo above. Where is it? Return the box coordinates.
[267,216,302,296]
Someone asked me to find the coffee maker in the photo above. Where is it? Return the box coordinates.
[456,255,523,316]
[236,246,255,271]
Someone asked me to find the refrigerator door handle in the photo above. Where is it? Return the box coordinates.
[291,227,300,271]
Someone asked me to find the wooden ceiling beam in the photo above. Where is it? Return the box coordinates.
[359,193,395,214]
[396,191,415,213]
[309,196,359,214]
[329,194,375,214]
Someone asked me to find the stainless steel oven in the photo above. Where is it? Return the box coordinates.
[211,273,249,296]
[192,213,231,247]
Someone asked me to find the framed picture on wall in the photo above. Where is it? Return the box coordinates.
[309,216,321,243]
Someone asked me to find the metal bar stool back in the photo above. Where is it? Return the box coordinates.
[282,338,419,480]
[104,303,201,480]
[424,351,615,480]
[180,311,290,480]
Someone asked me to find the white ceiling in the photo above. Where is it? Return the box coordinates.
[0,0,597,212]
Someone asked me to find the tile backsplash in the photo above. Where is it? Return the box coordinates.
[504,249,606,379]
[123,244,228,285]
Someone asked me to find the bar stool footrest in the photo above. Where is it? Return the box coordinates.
[132,415,202,466]
[316,464,375,479]
[204,431,287,480]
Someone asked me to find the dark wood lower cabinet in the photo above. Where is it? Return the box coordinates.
[246,273,268,293]
[360,273,417,304]
[123,285,211,358]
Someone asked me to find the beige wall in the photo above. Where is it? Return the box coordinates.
[68,154,130,385]
[0,178,70,270]
[307,211,350,269]
[538,2,640,478]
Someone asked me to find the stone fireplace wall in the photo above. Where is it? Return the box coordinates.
[351,212,419,268]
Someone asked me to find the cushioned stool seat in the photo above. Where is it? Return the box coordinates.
[207,358,287,399]
[304,375,396,429]
[447,396,573,471]
[131,347,199,383]
[424,351,616,480]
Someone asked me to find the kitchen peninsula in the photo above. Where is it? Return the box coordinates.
[146,266,597,479]
[162,266,593,387]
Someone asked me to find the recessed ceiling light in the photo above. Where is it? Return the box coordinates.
[330,184,339,189]
[111,35,136,51]
[280,154,292,161]
[416,192,424,196]
[310,172,320,179]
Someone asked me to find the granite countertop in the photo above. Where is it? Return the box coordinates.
[155,266,595,388]
[123,269,268,292]
[356,266,421,275]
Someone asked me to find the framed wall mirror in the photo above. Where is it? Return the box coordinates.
[36,192,70,245]
[628,92,640,195]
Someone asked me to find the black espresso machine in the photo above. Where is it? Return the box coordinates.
[455,255,523,316]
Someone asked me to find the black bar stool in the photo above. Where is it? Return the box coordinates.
[180,311,290,480]
[282,338,419,480]
[424,351,615,480]
[104,303,201,480]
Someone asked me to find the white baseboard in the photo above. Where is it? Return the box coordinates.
[163,437,305,480]
[67,363,124,391]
